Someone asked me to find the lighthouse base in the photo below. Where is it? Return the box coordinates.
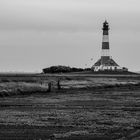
[92,58,128,72]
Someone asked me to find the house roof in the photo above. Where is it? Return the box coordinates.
[93,58,119,67]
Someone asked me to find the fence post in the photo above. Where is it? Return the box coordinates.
[47,82,52,92]
[57,79,61,90]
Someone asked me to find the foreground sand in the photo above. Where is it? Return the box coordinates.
[0,74,140,140]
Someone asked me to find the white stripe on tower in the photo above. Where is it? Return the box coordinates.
[101,49,109,56]
[102,35,109,43]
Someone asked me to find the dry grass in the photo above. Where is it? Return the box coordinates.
[0,89,140,139]
[0,74,139,97]
[0,74,140,139]
[0,82,48,96]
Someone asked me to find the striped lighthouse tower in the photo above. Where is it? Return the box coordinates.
[92,20,128,72]
[101,20,110,65]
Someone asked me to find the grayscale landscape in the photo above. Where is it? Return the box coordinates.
[0,0,140,139]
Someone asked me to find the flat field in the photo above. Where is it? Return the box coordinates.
[0,73,140,140]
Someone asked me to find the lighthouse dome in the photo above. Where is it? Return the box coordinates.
[103,20,109,30]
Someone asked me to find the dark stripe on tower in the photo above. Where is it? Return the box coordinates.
[102,42,109,49]
[103,30,108,35]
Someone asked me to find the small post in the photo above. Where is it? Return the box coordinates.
[57,79,61,90]
[47,82,52,92]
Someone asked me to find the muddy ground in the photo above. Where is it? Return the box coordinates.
[0,74,140,140]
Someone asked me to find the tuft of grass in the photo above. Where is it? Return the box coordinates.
[0,82,48,97]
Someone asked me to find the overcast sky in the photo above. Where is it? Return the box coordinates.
[0,0,140,72]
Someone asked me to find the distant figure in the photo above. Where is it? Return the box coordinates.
[47,82,52,92]
[57,79,61,90]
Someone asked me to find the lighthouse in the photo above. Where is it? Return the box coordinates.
[92,20,128,72]
[101,20,110,64]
